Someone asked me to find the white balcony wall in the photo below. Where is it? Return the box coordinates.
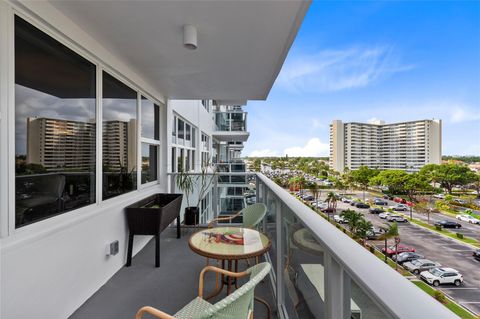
[0,2,167,318]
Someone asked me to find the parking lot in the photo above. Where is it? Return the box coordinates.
[316,190,480,315]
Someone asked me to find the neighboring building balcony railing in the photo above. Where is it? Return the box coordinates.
[167,172,456,319]
[214,111,247,132]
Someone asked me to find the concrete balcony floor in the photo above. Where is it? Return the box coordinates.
[70,227,276,319]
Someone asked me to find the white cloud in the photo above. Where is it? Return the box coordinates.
[283,138,329,157]
[277,45,414,93]
[248,149,279,157]
[450,106,480,123]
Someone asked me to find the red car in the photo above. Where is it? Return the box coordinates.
[394,197,407,204]
[382,244,416,257]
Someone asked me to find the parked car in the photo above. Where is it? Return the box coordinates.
[456,214,480,224]
[302,194,314,201]
[454,198,467,205]
[433,194,445,199]
[473,249,480,261]
[374,199,388,206]
[392,252,424,264]
[369,207,385,214]
[333,215,347,224]
[322,207,336,214]
[355,202,370,209]
[350,201,358,206]
[390,204,408,211]
[366,227,385,240]
[420,268,463,287]
[387,214,408,223]
[341,197,352,203]
[382,244,416,257]
[404,259,441,275]
[434,220,462,229]
[383,194,394,200]
[379,212,391,219]
[394,197,407,204]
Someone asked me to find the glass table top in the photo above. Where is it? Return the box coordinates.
[189,226,271,259]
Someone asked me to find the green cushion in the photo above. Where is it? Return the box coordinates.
[174,297,212,319]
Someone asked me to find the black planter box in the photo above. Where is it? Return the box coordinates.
[125,193,182,267]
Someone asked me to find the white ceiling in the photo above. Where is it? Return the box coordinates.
[49,0,310,101]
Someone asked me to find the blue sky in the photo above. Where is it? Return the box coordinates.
[244,1,480,157]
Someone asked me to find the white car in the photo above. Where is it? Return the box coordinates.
[456,214,480,224]
[379,212,391,219]
[333,215,347,224]
[387,214,408,223]
[433,194,446,199]
[341,197,352,203]
[420,267,463,287]
[390,204,408,211]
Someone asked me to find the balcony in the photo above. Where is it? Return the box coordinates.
[212,111,250,142]
[72,173,455,319]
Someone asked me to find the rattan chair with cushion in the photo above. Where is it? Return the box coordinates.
[135,262,271,319]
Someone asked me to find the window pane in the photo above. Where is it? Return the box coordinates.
[171,147,176,173]
[172,116,177,143]
[178,148,184,172]
[141,143,158,184]
[192,128,196,147]
[185,123,191,141]
[15,16,96,228]
[102,72,137,200]
[178,119,184,139]
[141,96,159,140]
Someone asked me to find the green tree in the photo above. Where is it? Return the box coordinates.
[379,222,399,265]
[351,166,379,200]
[308,182,320,204]
[355,218,373,246]
[420,164,475,194]
[325,191,337,219]
[340,209,363,234]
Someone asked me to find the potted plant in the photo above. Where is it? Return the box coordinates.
[176,159,217,226]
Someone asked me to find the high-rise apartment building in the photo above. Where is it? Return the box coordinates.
[102,119,137,172]
[27,117,95,171]
[330,119,442,173]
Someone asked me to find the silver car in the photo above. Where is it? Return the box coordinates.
[404,259,441,275]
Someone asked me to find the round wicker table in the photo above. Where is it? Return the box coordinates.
[189,226,272,318]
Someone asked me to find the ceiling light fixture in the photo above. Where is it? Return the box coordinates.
[183,24,197,50]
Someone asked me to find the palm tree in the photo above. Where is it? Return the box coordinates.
[340,209,363,234]
[356,218,373,246]
[308,182,320,204]
[379,222,399,266]
[325,191,337,220]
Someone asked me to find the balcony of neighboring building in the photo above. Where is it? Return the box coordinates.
[212,108,250,142]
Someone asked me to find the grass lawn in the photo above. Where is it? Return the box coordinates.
[412,281,476,319]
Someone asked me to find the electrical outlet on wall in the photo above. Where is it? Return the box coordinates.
[106,240,119,256]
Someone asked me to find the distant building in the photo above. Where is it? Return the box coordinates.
[102,119,137,172]
[27,117,95,171]
[27,117,137,172]
[329,119,442,173]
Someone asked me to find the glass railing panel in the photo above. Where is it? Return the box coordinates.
[282,207,326,319]
[349,277,389,319]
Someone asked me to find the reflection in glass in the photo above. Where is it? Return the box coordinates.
[102,72,137,200]
[141,96,159,140]
[15,16,96,228]
[141,143,158,184]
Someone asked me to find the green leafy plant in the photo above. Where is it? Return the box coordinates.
[456,233,464,239]
[434,290,447,304]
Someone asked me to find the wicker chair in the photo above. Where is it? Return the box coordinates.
[207,203,267,229]
[135,262,271,319]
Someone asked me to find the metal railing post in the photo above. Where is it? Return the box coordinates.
[276,200,285,317]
